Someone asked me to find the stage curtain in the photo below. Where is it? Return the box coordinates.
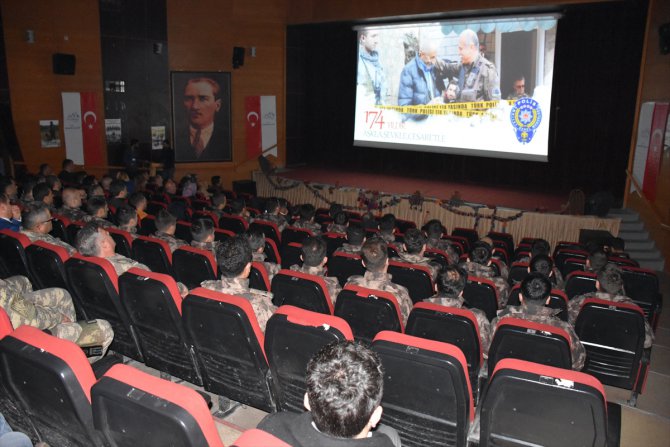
[253,172,620,248]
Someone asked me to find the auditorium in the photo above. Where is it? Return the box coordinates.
[0,0,668,445]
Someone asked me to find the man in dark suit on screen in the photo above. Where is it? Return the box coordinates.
[176,77,231,162]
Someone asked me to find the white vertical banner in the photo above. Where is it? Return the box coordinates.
[260,95,277,157]
[631,102,654,193]
[61,92,84,165]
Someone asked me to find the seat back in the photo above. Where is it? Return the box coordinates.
[463,276,499,320]
[0,229,30,278]
[132,236,174,276]
[508,262,529,285]
[406,303,482,384]
[119,269,202,385]
[279,242,303,269]
[562,257,586,277]
[264,306,353,412]
[554,248,588,271]
[249,261,271,291]
[443,235,467,255]
[25,240,70,289]
[387,260,434,303]
[175,221,193,243]
[0,326,102,446]
[424,248,450,270]
[50,215,71,244]
[452,227,478,251]
[91,364,222,447]
[271,270,333,314]
[327,252,365,286]
[372,331,473,447]
[249,220,281,246]
[487,232,514,258]
[182,288,275,411]
[333,285,402,343]
[322,232,347,257]
[219,214,248,234]
[508,286,569,322]
[233,429,291,447]
[280,226,312,246]
[138,215,158,236]
[107,227,134,258]
[575,298,647,390]
[173,246,217,289]
[65,255,144,361]
[621,267,662,328]
[264,238,281,265]
[565,270,597,299]
[488,318,572,373]
[480,359,608,447]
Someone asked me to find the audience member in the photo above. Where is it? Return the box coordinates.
[32,183,55,210]
[84,196,115,228]
[200,235,277,331]
[21,204,75,254]
[57,187,88,222]
[209,192,227,219]
[246,229,280,281]
[491,272,585,370]
[394,228,440,281]
[423,219,458,265]
[335,224,366,255]
[258,341,401,447]
[58,158,77,185]
[529,254,564,289]
[128,192,148,220]
[0,178,18,202]
[377,214,396,244]
[0,194,21,231]
[108,179,128,210]
[585,248,609,272]
[190,218,218,255]
[153,209,187,252]
[459,241,510,306]
[292,203,322,235]
[327,211,349,234]
[229,198,251,221]
[116,205,139,236]
[289,237,341,305]
[259,198,288,232]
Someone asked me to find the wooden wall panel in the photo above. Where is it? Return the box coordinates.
[1,0,106,172]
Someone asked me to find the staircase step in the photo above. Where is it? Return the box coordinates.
[628,250,664,261]
[625,240,656,251]
[620,221,645,232]
[608,208,640,223]
[619,230,650,241]
[638,259,665,272]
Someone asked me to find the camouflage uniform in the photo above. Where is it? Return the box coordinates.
[424,293,492,356]
[346,271,413,326]
[291,220,322,236]
[118,225,139,239]
[191,239,220,258]
[326,223,348,235]
[252,252,280,281]
[257,213,288,232]
[377,231,396,244]
[459,261,510,307]
[105,253,189,297]
[436,54,501,102]
[426,238,459,265]
[492,303,586,370]
[517,256,564,289]
[0,276,113,362]
[394,252,441,281]
[82,215,116,229]
[21,229,76,255]
[153,231,188,252]
[56,205,88,222]
[200,277,277,332]
[289,264,341,306]
[569,291,654,349]
[334,243,363,256]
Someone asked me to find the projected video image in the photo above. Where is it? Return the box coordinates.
[354,16,558,161]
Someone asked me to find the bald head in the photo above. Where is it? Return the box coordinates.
[62,187,83,209]
[458,29,479,65]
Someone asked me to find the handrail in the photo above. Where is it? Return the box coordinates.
[625,169,670,231]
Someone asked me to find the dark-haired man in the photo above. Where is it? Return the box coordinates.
[246,229,280,281]
[529,254,564,289]
[585,249,609,272]
[425,266,492,355]
[58,158,77,185]
[83,196,115,228]
[115,205,139,236]
[334,224,366,255]
[258,341,401,446]
[21,204,75,255]
[291,204,322,235]
[346,239,413,325]
[290,237,341,305]
[491,272,586,370]
[108,179,128,210]
[189,218,218,256]
[377,214,396,244]
[569,264,653,348]
[519,239,563,286]
[32,183,55,211]
[423,219,458,265]
[201,235,276,331]
[459,241,509,306]
[327,211,349,235]
[258,198,288,232]
[153,209,187,252]
[394,228,440,281]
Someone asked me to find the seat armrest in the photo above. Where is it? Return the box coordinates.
[92,354,125,379]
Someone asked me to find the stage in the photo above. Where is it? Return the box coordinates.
[277,166,566,212]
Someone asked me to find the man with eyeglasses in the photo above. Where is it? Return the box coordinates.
[507,74,528,100]
[20,203,76,255]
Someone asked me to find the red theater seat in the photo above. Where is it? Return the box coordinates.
[173,245,217,289]
[132,235,174,276]
[107,227,134,258]
[249,261,272,291]
[271,269,333,314]
[0,229,31,279]
[463,276,500,320]
[387,260,434,303]
[26,240,70,289]
[327,252,365,286]
[233,429,290,447]
[334,284,403,343]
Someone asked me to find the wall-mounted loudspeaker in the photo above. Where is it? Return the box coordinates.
[233,46,245,69]
[53,53,76,75]
[660,23,670,55]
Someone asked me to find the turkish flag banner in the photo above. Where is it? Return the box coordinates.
[245,96,262,159]
[642,103,669,201]
[80,92,103,166]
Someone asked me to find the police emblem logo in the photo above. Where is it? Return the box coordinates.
[510,98,542,144]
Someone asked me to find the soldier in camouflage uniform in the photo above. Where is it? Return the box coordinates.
[21,203,76,255]
[0,275,113,362]
[570,264,654,348]
[56,187,89,222]
[529,254,564,290]
[257,198,288,232]
[459,241,510,307]
[393,228,441,281]
[246,229,280,282]
[424,266,492,355]
[376,213,397,245]
[345,239,413,325]
[189,218,220,256]
[334,224,366,256]
[116,205,139,238]
[152,209,188,252]
[492,273,586,370]
[82,196,116,229]
[326,211,349,235]
[201,235,276,332]
[289,237,341,306]
[434,29,501,102]
[291,204,322,236]
[517,239,562,287]
[423,219,459,266]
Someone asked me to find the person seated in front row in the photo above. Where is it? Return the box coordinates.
[190,218,219,256]
[152,209,188,252]
[327,211,349,235]
[200,235,277,331]
[289,237,341,305]
[424,266,492,355]
[57,187,88,222]
[115,205,139,237]
[423,219,459,266]
[258,341,401,447]
[346,239,413,325]
[334,224,366,256]
[394,228,440,282]
[529,254,564,289]
[491,272,586,370]
[246,229,280,281]
[83,196,116,228]
[377,213,397,244]
[569,263,653,348]
[20,203,76,255]
[292,203,322,235]
[459,241,510,307]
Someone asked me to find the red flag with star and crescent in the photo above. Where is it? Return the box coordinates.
[80,92,103,166]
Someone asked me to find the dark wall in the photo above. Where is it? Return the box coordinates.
[100,0,169,166]
[286,1,648,200]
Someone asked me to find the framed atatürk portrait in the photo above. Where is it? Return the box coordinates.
[171,71,232,162]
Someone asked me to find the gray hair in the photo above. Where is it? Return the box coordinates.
[21,204,49,230]
[460,29,479,48]
[419,40,437,54]
[75,222,105,256]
